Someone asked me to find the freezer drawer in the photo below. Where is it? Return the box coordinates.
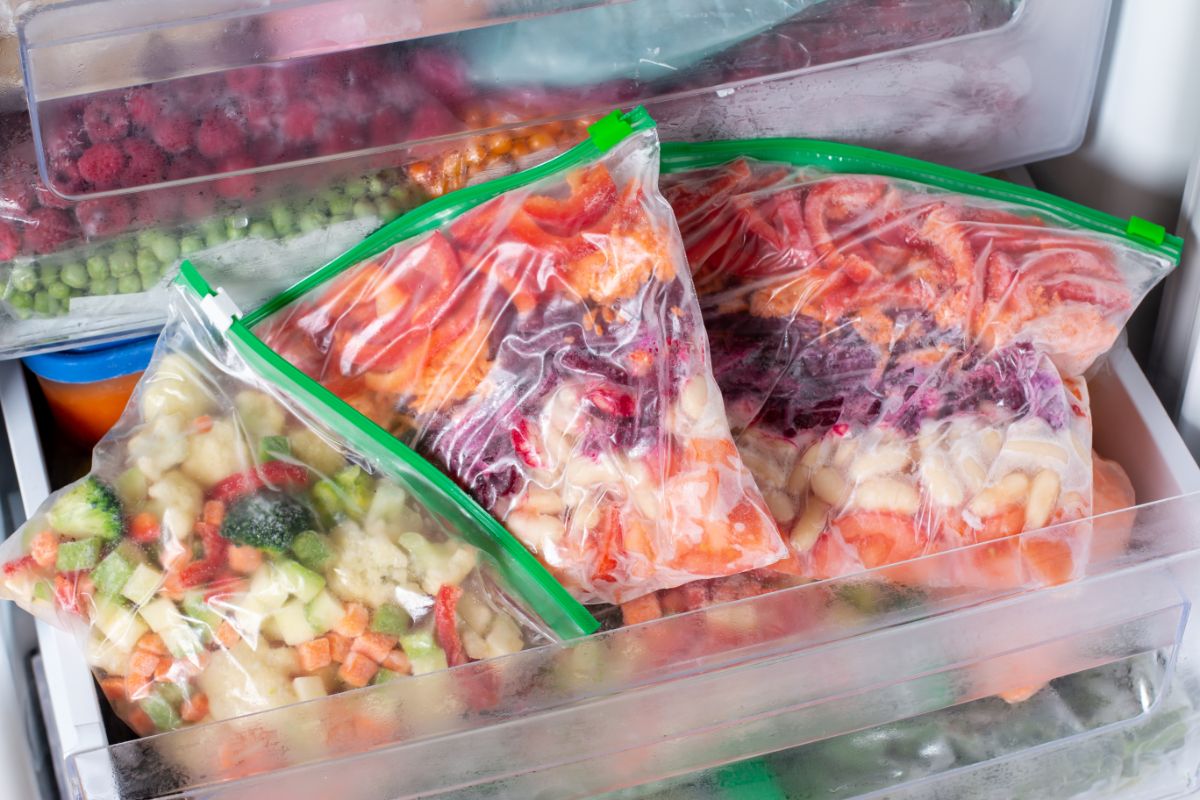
[1,344,1193,799]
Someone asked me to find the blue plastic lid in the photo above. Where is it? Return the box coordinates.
[22,335,158,384]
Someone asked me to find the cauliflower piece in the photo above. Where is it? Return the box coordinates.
[127,413,189,481]
[365,481,424,541]
[288,427,346,477]
[148,470,203,546]
[198,641,299,721]
[140,354,214,422]
[181,418,252,489]
[235,390,286,439]
[326,521,412,608]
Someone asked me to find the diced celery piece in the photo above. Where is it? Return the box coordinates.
[139,693,181,731]
[92,547,137,597]
[273,600,317,646]
[400,630,448,675]
[180,591,223,637]
[138,597,183,633]
[248,564,289,611]
[32,580,53,604]
[370,603,412,638]
[408,650,449,676]
[274,559,326,603]
[157,681,184,706]
[55,538,102,572]
[291,530,333,572]
[94,598,149,652]
[305,590,344,635]
[120,563,163,606]
[292,675,327,701]
[258,435,291,463]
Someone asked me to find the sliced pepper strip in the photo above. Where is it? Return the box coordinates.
[434,584,467,667]
[208,462,310,504]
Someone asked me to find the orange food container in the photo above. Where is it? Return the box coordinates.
[22,336,157,447]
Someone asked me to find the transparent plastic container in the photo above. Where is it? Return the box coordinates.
[58,348,1200,800]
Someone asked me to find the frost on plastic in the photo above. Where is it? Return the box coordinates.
[0,284,546,737]
[259,127,786,605]
[659,157,1169,591]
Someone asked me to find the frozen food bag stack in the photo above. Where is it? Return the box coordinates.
[253,109,787,605]
[655,141,1179,600]
[0,263,594,736]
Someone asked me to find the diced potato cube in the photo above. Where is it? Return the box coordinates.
[120,563,164,606]
[292,675,328,701]
[273,601,317,646]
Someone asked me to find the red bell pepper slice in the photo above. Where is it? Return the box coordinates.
[175,522,230,589]
[523,164,618,237]
[209,462,310,504]
[1,554,35,576]
[434,584,468,667]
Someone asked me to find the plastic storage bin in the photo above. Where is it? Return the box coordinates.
[22,334,155,447]
[1,0,1113,358]
[9,346,1191,800]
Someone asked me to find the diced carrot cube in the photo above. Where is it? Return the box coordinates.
[129,512,162,544]
[351,632,397,664]
[29,530,58,569]
[333,603,369,638]
[326,632,352,663]
[136,632,169,657]
[202,500,226,527]
[337,650,379,688]
[124,671,153,701]
[381,649,411,675]
[129,649,160,678]
[153,659,174,683]
[126,707,157,737]
[297,637,332,672]
[99,677,126,702]
[180,693,210,723]
[215,620,240,650]
[227,545,263,575]
[620,593,663,626]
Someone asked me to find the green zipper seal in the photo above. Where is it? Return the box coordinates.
[243,107,656,328]
[659,139,1183,264]
[176,261,597,640]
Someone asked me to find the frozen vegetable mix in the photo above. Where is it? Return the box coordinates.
[0,268,592,736]
[254,109,786,604]
[658,142,1178,589]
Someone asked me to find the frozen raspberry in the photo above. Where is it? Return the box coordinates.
[125,87,172,127]
[43,119,87,163]
[77,142,128,189]
[47,158,88,196]
[281,102,319,144]
[0,222,20,260]
[150,113,193,154]
[240,96,276,138]
[122,139,167,186]
[130,191,180,228]
[342,87,375,118]
[82,96,131,143]
[405,102,460,141]
[213,155,257,199]
[408,49,471,105]
[181,189,217,219]
[368,108,408,147]
[75,197,134,238]
[22,207,77,254]
[171,75,223,108]
[224,67,264,97]
[307,74,346,109]
[165,152,212,182]
[34,182,74,210]
[195,109,245,159]
[344,51,387,86]
[263,65,306,103]
[316,119,364,157]
[0,177,36,214]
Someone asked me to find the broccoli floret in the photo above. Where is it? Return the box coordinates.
[220,491,315,553]
[48,477,123,541]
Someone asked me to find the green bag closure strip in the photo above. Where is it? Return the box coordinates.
[659,139,1183,264]
[243,107,656,328]
[177,262,598,640]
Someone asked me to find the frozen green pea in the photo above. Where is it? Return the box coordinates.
[151,236,180,264]
[88,278,115,296]
[375,197,402,223]
[226,225,247,241]
[139,273,161,292]
[117,274,142,294]
[327,195,353,217]
[199,219,225,238]
[11,266,37,293]
[352,199,377,219]
[388,185,410,203]
[7,291,31,311]
[86,255,110,280]
[269,205,294,235]
[248,221,276,240]
[367,175,387,196]
[39,264,60,287]
[110,253,136,278]
[33,291,50,315]
[204,227,228,248]
[297,211,325,234]
[136,231,158,249]
[47,281,70,301]
[227,213,249,231]
[344,178,368,199]
[60,261,89,289]
[136,249,159,275]
[179,235,204,256]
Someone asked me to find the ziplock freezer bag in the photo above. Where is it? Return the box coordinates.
[0,266,592,737]
[657,142,1179,588]
[251,109,785,605]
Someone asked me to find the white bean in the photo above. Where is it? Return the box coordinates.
[920,455,964,508]
[848,443,911,482]
[565,455,619,487]
[852,477,921,515]
[790,498,830,552]
[786,459,811,496]
[524,486,564,516]
[1024,469,1061,529]
[765,490,797,523]
[979,429,1004,462]
[812,467,850,507]
[679,376,709,421]
[832,439,859,467]
[507,511,565,545]
[967,472,1030,518]
[1006,440,1070,465]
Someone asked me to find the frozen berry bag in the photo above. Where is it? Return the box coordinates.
[658,142,1179,589]
[251,109,786,604]
[0,264,593,736]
